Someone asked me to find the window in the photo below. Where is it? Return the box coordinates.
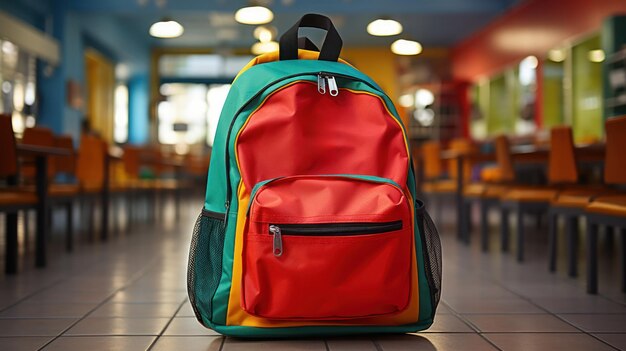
[157,83,231,147]
[156,53,251,148]
[114,84,128,143]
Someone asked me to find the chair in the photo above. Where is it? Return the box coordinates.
[421,141,455,221]
[21,128,79,250]
[0,114,37,274]
[548,128,609,276]
[584,115,626,294]
[500,127,581,262]
[75,134,106,239]
[461,135,514,251]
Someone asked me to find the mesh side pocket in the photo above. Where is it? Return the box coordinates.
[187,209,226,325]
[415,200,442,310]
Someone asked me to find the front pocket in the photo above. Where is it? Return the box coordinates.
[241,175,413,320]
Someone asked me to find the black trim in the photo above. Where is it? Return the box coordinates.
[298,37,320,51]
[271,220,402,236]
[202,208,225,220]
[415,199,439,317]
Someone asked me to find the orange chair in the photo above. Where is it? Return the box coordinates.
[461,135,514,250]
[20,128,79,250]
[500,127,589,262]
[584,115,626,294]
[548,129,610,276]
[421,139,472,223]
[0,114,38,274]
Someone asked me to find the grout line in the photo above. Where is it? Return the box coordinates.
[145,299,188,351]
[0,279,65,314]
[35,257,160,351]
[323,339,330,351]
[455,231,623,351]
[371,338,384,351]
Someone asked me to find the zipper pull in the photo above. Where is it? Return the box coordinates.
[317,74,326,94]
[269,225,283,257]
[326,76,338,96]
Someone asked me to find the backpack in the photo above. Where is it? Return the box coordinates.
[187,13,442,337]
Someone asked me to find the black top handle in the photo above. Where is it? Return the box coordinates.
[298,37,320,52]
[279,14,343,61]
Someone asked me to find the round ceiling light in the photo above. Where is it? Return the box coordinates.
[253,25,277,42]
[367,18,403,36]
[149,18,184,38]
[588,49,605,63]
[251,40,279,55]
[548,48,566,62]
[391,39,422,55]
[235,6,274,25]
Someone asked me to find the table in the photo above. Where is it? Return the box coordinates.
[450,143,605,242]
[15,144,72,269]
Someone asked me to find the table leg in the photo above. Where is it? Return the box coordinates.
[101,156,110,241]
[456,156,465,242]
[35,155,48,268]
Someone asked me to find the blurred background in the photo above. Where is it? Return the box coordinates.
[2,0,623,154]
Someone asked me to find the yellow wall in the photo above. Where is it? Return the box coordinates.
[341,47,407,126]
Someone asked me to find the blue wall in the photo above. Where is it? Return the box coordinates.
[1,0,151,144]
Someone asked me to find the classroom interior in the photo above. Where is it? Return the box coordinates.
[2,0,626,350]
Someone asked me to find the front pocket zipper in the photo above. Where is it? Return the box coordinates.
[269,221,403,257]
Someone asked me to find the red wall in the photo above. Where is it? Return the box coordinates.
[451,0,626,81]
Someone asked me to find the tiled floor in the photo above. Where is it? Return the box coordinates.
[1,199,625,350]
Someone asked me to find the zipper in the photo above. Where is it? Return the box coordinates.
[317,74,338,96]
[268,220,402,257]
[223,71,388,225]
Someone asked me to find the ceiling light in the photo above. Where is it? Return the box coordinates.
[399,94,414,108]
[251,40,279,55]
[588,49,605,63]
[548,49,566,62]
[149,18,184,38]
[415,89,434,107]
[367,18,403,36]
[391,39,422,55]
[235,6,273,25]
[254,25,277,43]
[521,55,538,69]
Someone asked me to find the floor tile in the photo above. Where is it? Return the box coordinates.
[42,336,155,351]
[163,317,220,336]
[0,302,97,318]
[222,339,327,351]
[444,298,544,314]
[435,303,453,314]
[558,314,626,332]
[421,314,474,333]
[109,290,187,303]
[176,301,197,317]
[376,333,498,351]
[593,333,626,350]
[0,318,76,336]
[464,314,578,332]
[64,317,170,336]
[326,338,377,351]
[0,337,51,351]
[532,297,626,314]
[90,302,181,318]
[485,333,615,351]
[151,336,223,351]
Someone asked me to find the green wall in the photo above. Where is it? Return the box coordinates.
[542,60,565,129]
[572,35,603,143]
